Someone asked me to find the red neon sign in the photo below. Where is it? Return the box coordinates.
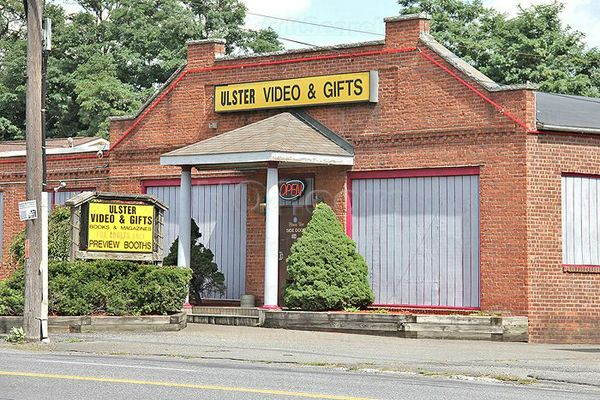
[279,180,305,201]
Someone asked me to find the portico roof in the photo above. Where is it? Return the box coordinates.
[160,111,354,169]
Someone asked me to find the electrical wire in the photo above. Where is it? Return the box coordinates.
[277,36,318,48]
[247,12,384,37]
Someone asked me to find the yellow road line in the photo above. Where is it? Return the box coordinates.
[0,370,376,400]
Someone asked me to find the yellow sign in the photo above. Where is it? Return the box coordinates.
[215,71,378,112]
[87,203,154,253]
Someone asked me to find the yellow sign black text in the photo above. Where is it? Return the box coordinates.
[215,71,378,112]
[87,203,154,253]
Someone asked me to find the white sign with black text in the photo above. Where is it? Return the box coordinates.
[18,200,38,221]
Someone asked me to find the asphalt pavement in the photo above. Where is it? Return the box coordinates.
[0,324,599,399]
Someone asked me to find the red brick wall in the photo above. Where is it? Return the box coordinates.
[5,16,569,338]
[352,129,529,314]
[0,155,109,278]
[104,17,535,316]
[527,133,600,343]
[243,166,349,304]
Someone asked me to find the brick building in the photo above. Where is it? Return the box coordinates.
[1,14,599,343]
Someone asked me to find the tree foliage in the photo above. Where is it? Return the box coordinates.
[0,0,283,140]
[399,0,600,96]
[284,203,374,311]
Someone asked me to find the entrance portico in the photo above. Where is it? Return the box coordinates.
[160,111,354,308]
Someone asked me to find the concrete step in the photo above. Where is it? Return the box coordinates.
[187,313,259,327]
[191,307,259,317]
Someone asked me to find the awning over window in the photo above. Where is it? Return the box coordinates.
[160,111,354,169]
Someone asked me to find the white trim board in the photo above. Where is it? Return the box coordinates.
[160,151,354,167]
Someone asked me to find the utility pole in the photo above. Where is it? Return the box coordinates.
[23,0,44,341]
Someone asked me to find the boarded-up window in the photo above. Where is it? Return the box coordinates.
[0,192,3,262]
[562,175,600,265]
[351,175,480,308]
[146,183,247,300]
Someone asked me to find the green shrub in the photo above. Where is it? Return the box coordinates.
[0,260,191,316]
[9,206,71,267]
[284,203,374,311]
[135,267,192,314]
[0,280,23,316]
[0,266,25,316]
[164,219,225,304]
[9,230,25,268]
[48,207,72,261]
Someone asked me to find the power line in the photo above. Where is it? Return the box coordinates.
[240,26,318,48]
[278,36,319,48]
[247,12,384,37]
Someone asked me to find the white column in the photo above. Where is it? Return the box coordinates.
[178,166,192,267]
[178,166,192,307]
[40,191,49,342]
[262,162,280,308]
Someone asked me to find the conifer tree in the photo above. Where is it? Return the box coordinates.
[164,219,225,304]
[284,203,374,311]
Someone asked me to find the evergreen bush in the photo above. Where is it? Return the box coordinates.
[283,202,374,311]
[163,219,225,304]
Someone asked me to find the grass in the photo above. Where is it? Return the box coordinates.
[64,337,84,343]
[488,374,537,385]
[301,362,376,371]
[368,308,390,314]
[417,368,537,385]
[4,327,25,344]
[470,311,502,317]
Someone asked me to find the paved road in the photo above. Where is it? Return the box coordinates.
[1,324,599,399]
[0,349,598,400]
[15,324,599,386]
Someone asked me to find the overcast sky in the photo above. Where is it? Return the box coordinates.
[243,0,600,49]
[54,0,600,49]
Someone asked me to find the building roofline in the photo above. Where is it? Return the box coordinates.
[419,32,538,93]
[109,64,187,122]
[384,13,431,22]
[108,30,537,128]
[186,38,226,46]
[0,138,109,158]
[290,110,355,155]
[160,150,354,168]
[216,39,385,61]
[109,40,388,123]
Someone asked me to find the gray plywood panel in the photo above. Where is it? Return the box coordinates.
[352,174,480,308]
[470,176,481,307]
[146,183,247,300]
[439,178,449,306]
[54,190,83,206]
[562,175,600,265]
[385,179,395,305]
[431,177,440,306]
[400,179,410,305]
[0,192,3,262]
[393,179,402,304]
